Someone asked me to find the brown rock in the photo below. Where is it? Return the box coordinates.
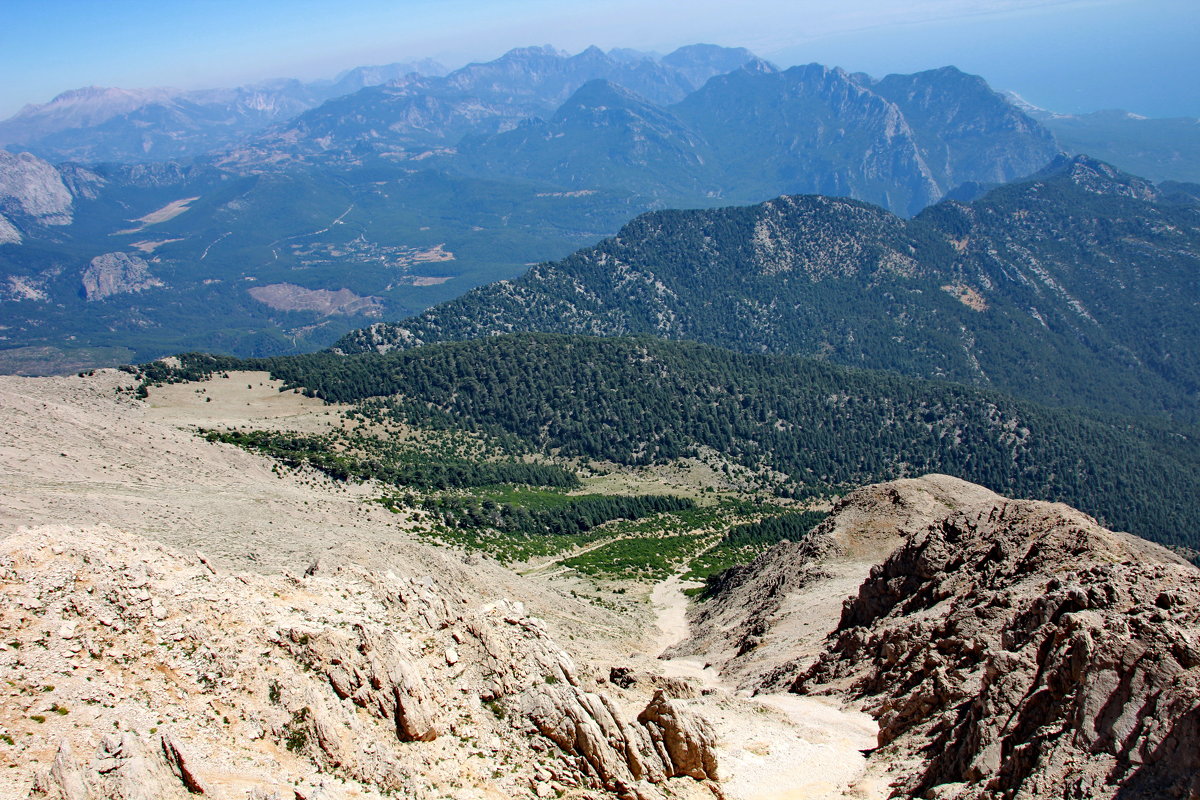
[796,495,1200,799]
[637,690,719,781]
[159,733,206,794]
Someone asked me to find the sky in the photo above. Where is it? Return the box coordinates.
[0,0,1196,119]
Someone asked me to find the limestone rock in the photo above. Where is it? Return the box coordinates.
[521,683,720,799]
[280,625,440,742]
[0,522,718,800]
[29,741,93,800]
[80,252,162,301]
[796,492,1200,799]
[637,691,718,781]
[0,150,73,224]
[522,683,662,795]
[0,211,20,244]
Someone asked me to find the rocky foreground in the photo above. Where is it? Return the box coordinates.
[691,476,1200,799]
[0,526,718,800]
[2,372,1199,799]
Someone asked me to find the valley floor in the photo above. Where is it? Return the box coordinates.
[648,576,884,800]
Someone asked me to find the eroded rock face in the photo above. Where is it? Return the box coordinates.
[80,252,163,300]
[0,212,21,244]
[0,525,718,799]
[278,625,441,743]
[31,734,197,800]
[522,685,718,800]
[796,496,1200,799]
[637,691,719,781]
[677,475,995,690]
[0,150,73,225]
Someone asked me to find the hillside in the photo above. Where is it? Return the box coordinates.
[686,475,1200,798]
[133,333,1200,555]
[338,156,1200,424]
[4,370,1198,798]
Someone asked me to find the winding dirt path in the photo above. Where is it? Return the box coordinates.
[649,574,885,800]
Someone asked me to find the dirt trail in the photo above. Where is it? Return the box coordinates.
[649,574,883,800]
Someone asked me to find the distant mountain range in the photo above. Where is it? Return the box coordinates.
[0,59,449,163]
[223,44,760,165]
[338,155,1200,425]
[0,45,1071,373]
[1,44,1195,379]
[3,45,1059,216]
[228,49,1058,216]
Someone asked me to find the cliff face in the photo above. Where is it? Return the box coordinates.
[0,150,74,226]
[688,473,1200,799]
[80,252,163,300]
[796,494,1200,800]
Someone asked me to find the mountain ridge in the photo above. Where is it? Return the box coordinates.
[335,155,1200,423]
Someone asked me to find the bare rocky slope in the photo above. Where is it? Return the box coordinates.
[1,526,718,800]
[689,476,1200,799]
[4,370,1199,799]
[0,371,724,800]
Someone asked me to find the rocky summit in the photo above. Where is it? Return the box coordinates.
[2,369,1197,799]
[690,475,1200,799]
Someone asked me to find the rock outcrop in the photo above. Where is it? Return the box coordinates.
[0,212,20,244]
[0,149,74,232]
[0,524,719,799]
[792,484,1200,799]
[522,685,718,799]
[674,475,996,689]
[0,150,74,226]
[80,251,163,300]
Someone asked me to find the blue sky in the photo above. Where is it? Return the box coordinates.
[1,0,1196,118]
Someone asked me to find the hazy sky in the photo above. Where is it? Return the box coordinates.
[1,0,1196,119]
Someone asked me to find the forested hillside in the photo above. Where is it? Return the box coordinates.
[136,333,1200,554]
[338,156,1200,425]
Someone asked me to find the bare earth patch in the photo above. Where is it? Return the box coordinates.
[248,283,384,316]
[114,196,200,234]
[130,238,184,253]
[940,282,988,311]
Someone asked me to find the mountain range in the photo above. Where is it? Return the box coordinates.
[0,45,1071,373]
[231,51,1058,216]
[0,59,449,163]
[337,155,1200,424]
[0,43,1195,381]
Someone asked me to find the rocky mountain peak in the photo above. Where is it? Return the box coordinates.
[496,44,569,63]
[0,86,177,146]
[1038,153,1162,200]
[557,78,650,113]
[572,44,610,62]
[661,44,762,85]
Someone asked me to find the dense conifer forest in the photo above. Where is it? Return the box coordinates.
[132,333,1200,553]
